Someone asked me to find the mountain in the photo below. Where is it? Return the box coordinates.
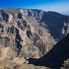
[61,11,69,16]
[0,9,69,69]
[28,34,69,69]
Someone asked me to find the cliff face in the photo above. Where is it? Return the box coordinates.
[20,9,69,41]
[0,9,69,69]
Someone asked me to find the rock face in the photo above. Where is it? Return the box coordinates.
[0,8,69,69]
[21,9,69,41]
[28,34,69,69]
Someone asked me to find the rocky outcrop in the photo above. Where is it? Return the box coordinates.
[0,10,9,22]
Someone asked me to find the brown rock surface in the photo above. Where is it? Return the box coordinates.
[0,9,69,69]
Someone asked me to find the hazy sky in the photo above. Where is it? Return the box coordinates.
[0,0,69,13]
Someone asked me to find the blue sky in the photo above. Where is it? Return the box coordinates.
[0,0,69,13]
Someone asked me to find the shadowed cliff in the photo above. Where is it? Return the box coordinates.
[28,34,69,69]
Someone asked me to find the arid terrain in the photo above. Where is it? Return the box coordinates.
[0,9,69,69]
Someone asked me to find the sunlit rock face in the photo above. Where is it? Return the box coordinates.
[0,8,69,69]
[20,9,69,41]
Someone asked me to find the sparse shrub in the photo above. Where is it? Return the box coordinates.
[4,66,11,69]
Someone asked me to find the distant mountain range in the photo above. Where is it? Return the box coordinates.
[61,11,69,16]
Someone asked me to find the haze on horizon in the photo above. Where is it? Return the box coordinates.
[0,0,69,14]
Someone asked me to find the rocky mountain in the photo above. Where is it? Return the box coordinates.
[28,34,69,69]
[0,8,69,69]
